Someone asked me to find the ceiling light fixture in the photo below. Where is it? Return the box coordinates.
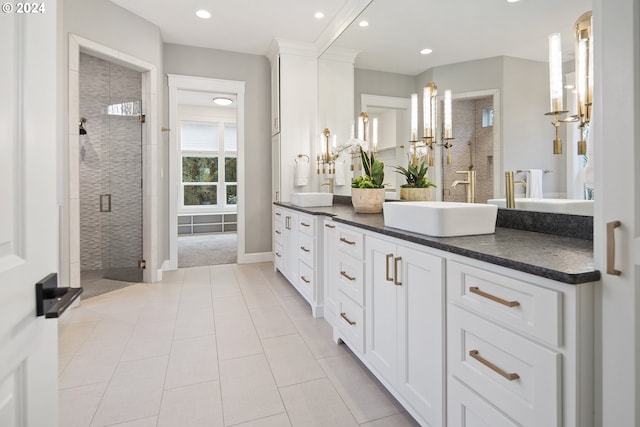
[420,48,433,55]
[315,12,324,19]
[506,0,520,3]
[213,97,233,106]
[359,21,369,27]
[196,9,211,19]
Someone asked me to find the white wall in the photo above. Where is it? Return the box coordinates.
[163,43,272,255]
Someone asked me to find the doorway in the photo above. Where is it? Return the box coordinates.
[78,52,144,297]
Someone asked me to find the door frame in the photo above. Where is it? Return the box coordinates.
[167,74,246,269]
[63,34,159,286]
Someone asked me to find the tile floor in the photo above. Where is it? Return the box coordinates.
[58,262,420,427]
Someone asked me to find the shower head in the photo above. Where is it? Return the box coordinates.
[79,118,87,135]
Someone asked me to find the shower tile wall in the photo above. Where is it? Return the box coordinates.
[444,97,493,203]
[79,53,142,274]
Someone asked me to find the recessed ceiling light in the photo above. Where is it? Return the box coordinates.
[359,21,369,27]
[506,0,520,3]
[420,48,433,55]
[213,97,233,106]
[315,11,324,19]
[196,9,211,19]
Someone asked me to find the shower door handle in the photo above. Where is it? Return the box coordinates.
[100,194,111,212]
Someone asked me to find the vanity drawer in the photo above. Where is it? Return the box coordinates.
[447,260,562,347]
[274,207,285,223]
[274,242,283,268]
[298,234,315,268]
[336,226,364,260]
[274,221,283,244]
[448,377,520,427]
[448,305,561,427]
[336,294,364,354]
[336,253,364,306]
[298,213,316,237]
[298,261,314,302]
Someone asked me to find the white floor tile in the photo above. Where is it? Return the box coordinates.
[91,356,168,426]
[231,412,291,427]
[215,314,263,361]
[280,378,358,427]
[276,295,314,322]
[173,305,215,340]
[249,305,297,339]
[105,416,158,426]
[164,334,218,390]
[59,382,108,427]
[262,334,325,387]
[219,354,284,426]
[157,381,223,427]
[359,412,420,427]
[318,354,404,423]
[121,320,175,362]
[294,318,348,360]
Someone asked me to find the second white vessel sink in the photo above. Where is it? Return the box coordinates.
[383,201,498,237]
[290,192,333,207]
[487,198,594,216]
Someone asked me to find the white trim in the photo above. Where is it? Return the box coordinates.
[65,34,159,285]
[314,0,374,55]
[168,74,246,271]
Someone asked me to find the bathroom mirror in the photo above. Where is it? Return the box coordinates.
[318,0,593,214]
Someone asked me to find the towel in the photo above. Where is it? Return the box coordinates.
[527,169,544,198]
[334,159,346,186]
[294,160,309,186]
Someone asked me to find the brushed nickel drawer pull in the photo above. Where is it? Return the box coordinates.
[340,237,356,245]
[275,212,281,216]
[301,222,310,227]
[394,256,402,286]
[607,220,622,275]
[300,246,310,253]
[385,254,394,281]
[340,271,356,281]
[469,350,520,381]
[275,252,281,258]
[340,312,356,325]
[301,276,310,284]
[275,230,281,235]
[469,286,520,307]
[325,223,336,229]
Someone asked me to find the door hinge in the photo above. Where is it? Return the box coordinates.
[138,114,146,123]
[138,259,146,269]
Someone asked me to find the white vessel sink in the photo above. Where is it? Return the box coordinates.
[383,201,498,237]
[487,198,594,216]
[290,192,333,207]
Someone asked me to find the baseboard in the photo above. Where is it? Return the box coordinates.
[238,251,273,264]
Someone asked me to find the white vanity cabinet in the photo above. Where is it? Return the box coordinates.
[273,206,324,317]
[366,234,445,427]
[446,259,594,427]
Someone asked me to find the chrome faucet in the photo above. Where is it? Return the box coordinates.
[451,170,476,203]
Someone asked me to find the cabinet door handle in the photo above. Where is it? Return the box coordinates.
[469,350,520,381]
[301,276,310,284]
[275,212,281,216]
[285,216,290,230]
[340,271,356,281]
[325,224,335,229]
[300,246,310,253]
[275,230,281,235]
[385,254,394,281]
[469,286,520,307]
[301,222,310,227]
[394,256,402,286]
[607,220,622,275]
[340,237,356,246]
[275,252,281,258]
[340,312,356,325]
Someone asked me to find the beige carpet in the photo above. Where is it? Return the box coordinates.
[178,233,238,268]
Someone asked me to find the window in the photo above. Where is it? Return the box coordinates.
[180,121,237,210]
[482,106,494,128]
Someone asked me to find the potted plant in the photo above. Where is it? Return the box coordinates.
[393,159,436,201]
[351,146,386,213]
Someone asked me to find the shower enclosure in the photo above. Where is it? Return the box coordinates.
[79,52,143,284]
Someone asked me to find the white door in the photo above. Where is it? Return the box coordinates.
[0,4,60,426]
[594,0,640,425]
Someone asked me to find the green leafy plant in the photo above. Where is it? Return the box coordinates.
[393,160,436,188]
[352,146,385,188]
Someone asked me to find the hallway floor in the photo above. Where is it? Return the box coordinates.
[58,263,419,427]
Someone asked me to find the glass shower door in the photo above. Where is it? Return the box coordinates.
[102,99,144,283]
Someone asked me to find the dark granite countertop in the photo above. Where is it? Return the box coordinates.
[274,202,600,285]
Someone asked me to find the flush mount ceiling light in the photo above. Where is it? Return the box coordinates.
[506,0,520,3]
[420,48,433,55]
[196,9,211,19]
[314,11,324,19]
[213,97,233,106]
[359,20,369,27]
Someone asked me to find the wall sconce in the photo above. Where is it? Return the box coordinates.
[574,11,593,156]
[317,128,337,174]
[545,32,570,155]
